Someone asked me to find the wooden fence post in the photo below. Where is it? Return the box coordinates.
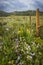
[36,8,40,36]
[29,15,31,25]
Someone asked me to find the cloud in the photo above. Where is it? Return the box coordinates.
[18,0,43,10]
[0,0,43,12]
[0,0,27,12]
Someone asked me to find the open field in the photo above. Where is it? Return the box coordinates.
[0,15,43,25]
[0,15,43,43]
[0,15,43,65]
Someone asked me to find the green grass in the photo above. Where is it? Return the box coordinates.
[0,15,43,65]
[0,15,43,25]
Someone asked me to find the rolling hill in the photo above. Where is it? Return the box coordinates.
[0,10,43,16]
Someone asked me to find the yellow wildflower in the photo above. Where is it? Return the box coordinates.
[18,30,21,34]
[27,29,30,34]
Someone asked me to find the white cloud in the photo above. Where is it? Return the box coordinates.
[18,0,37,10]
[18,0,34,6]
[0,0,43,12]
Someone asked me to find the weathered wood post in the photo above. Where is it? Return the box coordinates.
[36,8,40,36]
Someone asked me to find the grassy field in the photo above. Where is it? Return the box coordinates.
[0,15,43,40]
[0,15,43,43]
[0,15,43,65]
[0,15,43,24]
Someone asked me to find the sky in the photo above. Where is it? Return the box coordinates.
[0,0,43,12]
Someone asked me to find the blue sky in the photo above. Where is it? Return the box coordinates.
[0,0,43,12]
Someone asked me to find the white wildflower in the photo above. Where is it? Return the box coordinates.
[17,56,20,60]
[6,28,9,31]
[21,49,24,52]
[28,45,31,50]
[16,56,21,63]
[27,56,32,59]
[31,53,35,56]
[36,45,39,48]
[32,42,35,44]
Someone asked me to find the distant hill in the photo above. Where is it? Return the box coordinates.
[0,11,11,17]
[0,10,43,16]
[13,10,36,16]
